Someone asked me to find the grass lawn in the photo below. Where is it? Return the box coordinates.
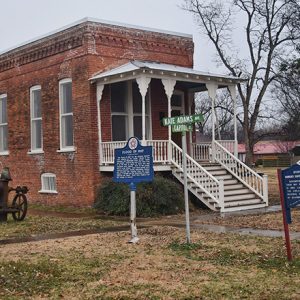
[0,226,299,299]
[0,214,126,240]
[255,167,281,205]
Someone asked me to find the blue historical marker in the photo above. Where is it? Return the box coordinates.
[281,163,300,224]
[113,137,154,184]
[113,137,154,243]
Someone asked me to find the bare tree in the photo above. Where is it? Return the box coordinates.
[195,89,241,139]
[272,56,300,140]
[183,0,300,164]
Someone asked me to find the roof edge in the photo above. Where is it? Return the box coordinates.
[0,17,192,57]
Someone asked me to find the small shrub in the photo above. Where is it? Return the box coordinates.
[94,176,184,217]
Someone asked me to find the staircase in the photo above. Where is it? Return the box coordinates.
[170,140,268,213]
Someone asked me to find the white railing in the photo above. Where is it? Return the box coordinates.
[101,141,127,164]
[100,140,169,165]
[170,141,224,210]
[191,142,211,161]
[214,140,267,201]
[216,140,235,154]
[146,140,169,163]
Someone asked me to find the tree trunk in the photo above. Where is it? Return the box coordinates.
[244,128,254,166]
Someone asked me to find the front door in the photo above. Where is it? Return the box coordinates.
[171,91,184,147]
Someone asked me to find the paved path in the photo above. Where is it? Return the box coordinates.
[1,205,299,245]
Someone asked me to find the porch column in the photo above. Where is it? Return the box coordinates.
[136,76,151,145]
[162,79,176,141]
[188,91,193,155]
[96,83,105,165]
[162,79,176,161]
[206,83,218,162]
[229,85,238,158]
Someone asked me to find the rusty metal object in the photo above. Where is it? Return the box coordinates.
[0,167,29,222]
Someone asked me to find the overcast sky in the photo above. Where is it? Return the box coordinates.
[0,0,221,72]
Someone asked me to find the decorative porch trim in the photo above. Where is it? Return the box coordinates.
[136,76,151,144]
[96,83,105,164]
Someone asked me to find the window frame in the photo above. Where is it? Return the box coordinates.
[0,93,8,155]
[58,78,75,152]
[29,85,43,154]
[110,81,152,141]
[39,173,58,194]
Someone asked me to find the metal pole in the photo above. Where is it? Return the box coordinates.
[129,182,139,243]
[182,132,191,244]
[277,169,292,261]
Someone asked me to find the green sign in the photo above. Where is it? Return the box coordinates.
[162,114,204,126]
[172,124,193,133]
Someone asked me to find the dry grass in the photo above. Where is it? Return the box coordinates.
[255,167,280,205]
[0,227,299,299]
[194,209,300,232]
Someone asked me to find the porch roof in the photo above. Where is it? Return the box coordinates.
[89,60,245,90]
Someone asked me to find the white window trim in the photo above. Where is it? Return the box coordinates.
[39,173,58,194]
[0,93,8,155]
[59,78,75,152]
[110,81,152,141]
[171,90,185,114]
[29,85,43,153]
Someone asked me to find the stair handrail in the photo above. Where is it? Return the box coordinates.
[213,140,265,199]
[170,141,223,207]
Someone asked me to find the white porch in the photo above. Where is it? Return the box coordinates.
[98,139,236,171]
[90,61,268,212]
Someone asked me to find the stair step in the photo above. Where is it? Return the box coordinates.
[223,179,239,185]
[224,188,250,196]
[224,198,263,208]
[207,170,227,176]
[201,166,223,171]
[224,193,256,201]
[214,174,233,180]
[224,183,244,190]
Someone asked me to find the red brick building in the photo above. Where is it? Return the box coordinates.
[0,18,266,212]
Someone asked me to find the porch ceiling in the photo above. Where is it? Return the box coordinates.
[89,60,246,91]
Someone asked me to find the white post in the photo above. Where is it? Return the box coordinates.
[219,179,225,213]
[182,131,191,243]
[206,83,218,162]
[96,83,104,165]
[229,85,238,158]
[162,79,176,160]
[188,92,193,156]
[263,175,269,206]
[129,183,139,243]
[136,77,151,145]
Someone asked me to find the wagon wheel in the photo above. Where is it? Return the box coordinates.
[12,194,28,221]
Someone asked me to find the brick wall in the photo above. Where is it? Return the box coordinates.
[0,20,194,206]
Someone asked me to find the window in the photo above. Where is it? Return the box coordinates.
[59,79,74,150]
[110,81,151,141]
[30,86,42,152]
[111,82,128,141]
[0,94,8,154]
[40,173,57,193]
[132,81,150,140]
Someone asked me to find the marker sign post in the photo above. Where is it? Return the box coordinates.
[277,163,300,261]
[113,137,154,243]
[162,113,204,244]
